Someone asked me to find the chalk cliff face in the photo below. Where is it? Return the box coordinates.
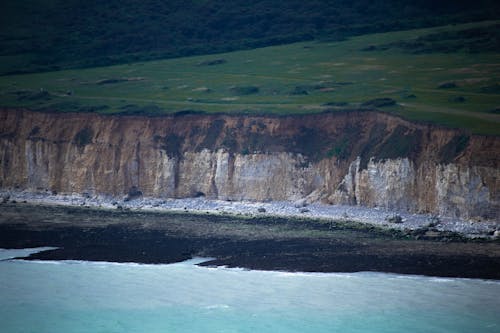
[1,108,499,221]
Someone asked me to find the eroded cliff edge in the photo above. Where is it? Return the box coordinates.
[1,108,498,221]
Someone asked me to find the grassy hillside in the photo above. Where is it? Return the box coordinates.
[0,21,499,135]
[1,0,500,75]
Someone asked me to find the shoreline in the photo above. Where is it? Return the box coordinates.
[1,200,500,279]
[1,189,498,239]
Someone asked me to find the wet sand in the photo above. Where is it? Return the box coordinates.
[1,203,499,279]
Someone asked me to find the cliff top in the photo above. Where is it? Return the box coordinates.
[0,21,499,135]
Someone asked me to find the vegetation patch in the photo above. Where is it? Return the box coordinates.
[13,90,52,101]
[375,125,421,162]
[229,86,260,95]
[28,126,40,137]
[480,84,500,94]
[293,127,330,161]
[327,139,350,159]
[97,78,129,85]
[96,77,145,85]
[364,23,500,54]
[361,98,397,108]
[125,186,143,201]
[359,123,388,169]
[119,104,164,116]
[289,83,333,95]
[196,58,227,66]
[438,134,470,164]
[448,96,466,103]
[327,124,363,160]
[438,82,457,89]
[247,132,285,154]
[289,86,309,95]
[3,1,499,75]
[0,21,498,135]
[221,128,238,151]
[322,102,349,107]
[73,127,93,147]
[358,124,422,169]
[36,101,109,113]
[154,134,184,158]
[199,119,226,150]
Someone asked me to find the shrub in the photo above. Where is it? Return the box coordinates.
[289,86,309,95]
[361,98,396,108]
[448,96,466,103]
[73,127,93,147]
[438,82,457,89]
[438,134,470,164]
[229,85,259,95]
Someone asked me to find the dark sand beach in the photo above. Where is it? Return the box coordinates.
[1,203,499,279]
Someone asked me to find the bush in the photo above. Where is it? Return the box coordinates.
[361,98,396,108]
[438,134,469,164]
[229,86,259,95]
[448,96,466,103]
[119,104,164,115]
[289,86,309,95]
[73,127,93,147]
[438,82,457,89]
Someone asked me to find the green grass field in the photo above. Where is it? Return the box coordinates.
[1,21,499,134]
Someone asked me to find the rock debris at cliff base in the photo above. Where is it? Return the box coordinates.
[1,190,498,239]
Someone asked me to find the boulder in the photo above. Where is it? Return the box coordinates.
[294,199,308,208]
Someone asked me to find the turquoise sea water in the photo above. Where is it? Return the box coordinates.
[1,248,499,333]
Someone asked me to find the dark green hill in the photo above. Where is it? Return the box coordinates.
[1,0,500,75]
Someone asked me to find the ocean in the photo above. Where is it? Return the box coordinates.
[1,248,499,333]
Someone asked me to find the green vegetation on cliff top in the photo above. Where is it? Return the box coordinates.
[2,0,499,75]
[0,21,499,135]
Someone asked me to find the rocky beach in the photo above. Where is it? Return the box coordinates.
[1,189,498,238]
[1,191,499,279]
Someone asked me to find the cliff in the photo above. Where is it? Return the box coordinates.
[1,108,499,221]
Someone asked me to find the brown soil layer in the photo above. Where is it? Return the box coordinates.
[1,203,499,279]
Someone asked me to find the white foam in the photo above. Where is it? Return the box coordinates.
[0,247,58,260]
[176,257,216,265]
